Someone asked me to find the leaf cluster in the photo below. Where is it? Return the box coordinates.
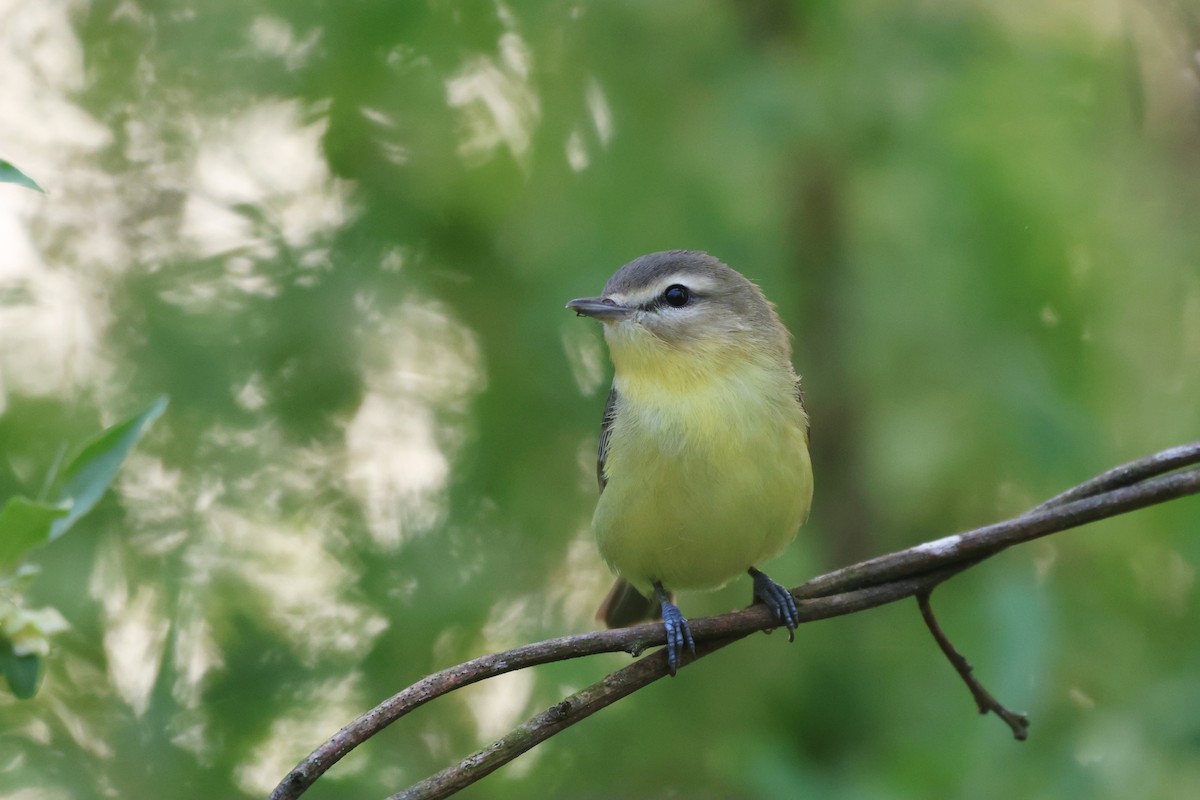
[0,397,166,697]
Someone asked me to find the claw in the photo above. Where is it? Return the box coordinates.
[654,581,694,675]
[749,567,798,641]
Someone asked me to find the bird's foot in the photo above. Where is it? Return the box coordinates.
[654,581,694,676]
[749,567,798,642]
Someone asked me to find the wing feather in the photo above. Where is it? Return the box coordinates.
[796,378,810,442]
[596,384,618,493]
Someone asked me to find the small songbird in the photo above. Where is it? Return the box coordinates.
[567,250,814,674]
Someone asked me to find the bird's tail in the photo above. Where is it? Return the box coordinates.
[596,578,663,628]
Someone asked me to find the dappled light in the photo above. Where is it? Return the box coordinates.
[236,675,369,796]
[180,101,347,268]
[345,295,484,547]
[1,1,1198,799]
[91,548,170,717]
[446,32,540,169]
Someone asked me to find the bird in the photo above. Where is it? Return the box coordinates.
[566,250,813,674]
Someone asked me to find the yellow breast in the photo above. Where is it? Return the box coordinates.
[592,358,813,594]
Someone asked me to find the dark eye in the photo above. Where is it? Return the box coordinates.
[662,284,690,308]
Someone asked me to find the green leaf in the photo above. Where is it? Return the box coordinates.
[0,498,68,572]
[50,396,169,540]
[0,649,43,699]
[0,563,41,591]
[0,159,45,193]
[1,604,69,656]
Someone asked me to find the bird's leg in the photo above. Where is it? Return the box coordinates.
[653,581,694,676]
[748,567,798,642]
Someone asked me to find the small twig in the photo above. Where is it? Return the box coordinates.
[269,442,1200,800]
[916,590,1030,740]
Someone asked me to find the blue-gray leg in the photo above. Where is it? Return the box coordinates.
[749,567,798,641]
[653,581,694,676]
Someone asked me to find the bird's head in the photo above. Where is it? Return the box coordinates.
[567,250,790,382]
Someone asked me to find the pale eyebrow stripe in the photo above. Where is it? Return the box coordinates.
[656,273,719,293]
[611,274,719,307]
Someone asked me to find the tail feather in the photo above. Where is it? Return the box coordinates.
[596,578,662,628]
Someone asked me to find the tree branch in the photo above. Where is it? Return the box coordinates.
[269,442,1200,800]
[916,590,1030,740]
[387,571,953,800]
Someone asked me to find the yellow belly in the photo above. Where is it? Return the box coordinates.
[592,375,813,594]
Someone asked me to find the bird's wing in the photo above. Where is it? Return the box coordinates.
[796,378,811,442]
[596,383,618,493]
[593,383,657,627]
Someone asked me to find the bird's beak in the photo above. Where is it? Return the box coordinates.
[566,296,631,320]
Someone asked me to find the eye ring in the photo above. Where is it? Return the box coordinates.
[662,284,690,308]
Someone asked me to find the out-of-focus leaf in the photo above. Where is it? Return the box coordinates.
[0,563,41,591]
[0,498,68,571]
[0,603,70,657]
[49,396,169,541]
[0,648,43,699]
[0,159,45,193]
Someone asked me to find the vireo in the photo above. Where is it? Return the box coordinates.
[567,250,813,674]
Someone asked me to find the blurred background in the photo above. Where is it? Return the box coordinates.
[2,0,1200,798]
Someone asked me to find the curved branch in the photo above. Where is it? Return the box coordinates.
[798,458,1200,599]
[1030,442,1200,511]
[388,571,952,800]
[270,442,1200,800]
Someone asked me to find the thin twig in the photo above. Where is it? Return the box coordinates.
[916,590,1030,740]
[269,443,1200,800]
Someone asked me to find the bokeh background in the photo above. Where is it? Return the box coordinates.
[3,0,1200,798]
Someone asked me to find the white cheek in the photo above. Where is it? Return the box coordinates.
[604,317,663,359]
[604,318,648,346]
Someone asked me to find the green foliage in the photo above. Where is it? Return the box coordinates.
[0,159,44,193]
[0,397,167,698]
[0,498,67,572]
[48,395,168,540]
[0,646,43,699]
[1,1,1199,798]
